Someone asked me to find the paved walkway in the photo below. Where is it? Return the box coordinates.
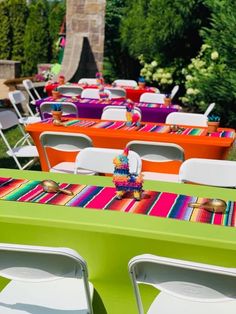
[0,79,9,99]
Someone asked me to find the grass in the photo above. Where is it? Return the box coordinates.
[0,125,236,171]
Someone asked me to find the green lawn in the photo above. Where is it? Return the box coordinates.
[1,126,236,171]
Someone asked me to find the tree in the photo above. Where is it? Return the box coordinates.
[121,0,210,67]
[0,1,11,59]
[23,0,50,75]
[8,0,28,62]
[48,0,66,62]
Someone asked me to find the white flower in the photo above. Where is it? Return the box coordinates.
[151,60,158,67]
[211,51,219,60]
[165,73,172,79]
[186,75,193,81]
[186,88,194,95]
[160,78,168,84]
[201,44,210,51]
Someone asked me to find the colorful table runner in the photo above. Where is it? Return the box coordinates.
[0,177,235,227]
[42,118,208,136]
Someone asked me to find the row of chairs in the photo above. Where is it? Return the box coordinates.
[0,242,235,313]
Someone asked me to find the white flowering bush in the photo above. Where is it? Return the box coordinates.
[139,55,175,93]
[180,44,222,111]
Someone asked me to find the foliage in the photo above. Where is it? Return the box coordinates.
[23,0,50,75]
[48,0,66,62]
[139,56,174,93]
[181,0,236,127]
[0,1,11,59]
[104,0,139,81]
[121,0,210,67]
[8,0,28,62]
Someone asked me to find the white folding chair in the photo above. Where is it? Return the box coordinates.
[8,91,41,125]
[78,78,98,85]
[0,243,94,314]
[23,79,41,105]
[129,254,236,314]
[104,87,126,99]
[0,110,38,170]
[40,101,79,119]
[101,106,142,121]
[113,79,138,88]
[170,85,179,99]
[75,147,142,175]
[57,85,83,97]
[81,88,100,99]
[40,131,94,174]
[179,158,236,187]
[204,103,216,116]
[166,112,208,127]
[139,93,165,104]
[127,141,184,182]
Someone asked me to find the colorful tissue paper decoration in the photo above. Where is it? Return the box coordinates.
[99,86,110,101]
[58,75,65,85]
[126,99,141,126]
[113,147,143,201]
[96,72,104,85]
[138,76,146,89]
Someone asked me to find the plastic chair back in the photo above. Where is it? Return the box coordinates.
[204,103,216,116]
[40,131,93,170]
[75,147,142,174]
[166,112,208,127]
[40,101,79,119]
[140,93,165,104]
[78,78,98,85]
[9,90,35,118]
[81,88,100,99]
[0,110,19,130]
[113,79,138,88]
[104,87,126,99]
[57,85,83,97]
[0,243,93,313]
[127,141,184,162]
[170,85,179,99]
[179,158,236,187]
[101,106,141,121]
[23,79,41,102]
[129,254,236,314]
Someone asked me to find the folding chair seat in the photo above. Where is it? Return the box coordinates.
[8,91,41,125]
[101,106,141,121]
[127,141,184,182]
[0,110,38,170]
[179,158,236,187]
[40,131,94,174]
[0,243,94,313]
[129,254,236,314]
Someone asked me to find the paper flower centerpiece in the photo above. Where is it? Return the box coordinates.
[138,76,146,89]
[96,72,104,85]
[207,115,220,133]
[113,147,143,201]
[51,103,62,123]
[126,99,141,126]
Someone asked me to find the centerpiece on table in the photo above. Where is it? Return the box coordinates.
[58,75,65,85]
[207,115,220,133]
[113,147,143,201]
[52,87,61,100]
[99,86,110,102]
[163,93,171,107]
[125,99,141,126]
[138,76,146,89]
[96,72,104,86]
[51,103,62,124]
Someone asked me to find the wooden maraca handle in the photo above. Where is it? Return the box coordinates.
[188,202,212,210]
[58,188,74,195]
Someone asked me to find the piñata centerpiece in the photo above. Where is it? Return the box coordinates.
[113,147,143,201]
[126,99,141,126]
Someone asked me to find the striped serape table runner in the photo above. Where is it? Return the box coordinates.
[0,177,235,227]
[42,118,208,136]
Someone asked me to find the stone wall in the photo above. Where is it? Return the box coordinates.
[60,0,106,81]
[0,60,21,79]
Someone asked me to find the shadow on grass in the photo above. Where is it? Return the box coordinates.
[0,156,41,171]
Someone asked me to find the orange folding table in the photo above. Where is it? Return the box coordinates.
[26,118,235,172]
